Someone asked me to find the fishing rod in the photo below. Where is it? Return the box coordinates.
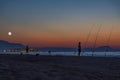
[104,25,114,56]
[83,24,94,53]
[92,24,102,55]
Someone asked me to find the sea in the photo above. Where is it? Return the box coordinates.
[0,52,120,58]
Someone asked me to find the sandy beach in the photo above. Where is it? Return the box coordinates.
[0,54,120,80]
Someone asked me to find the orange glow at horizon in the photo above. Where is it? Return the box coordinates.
[1,29,120,48]
[1,20,120,48]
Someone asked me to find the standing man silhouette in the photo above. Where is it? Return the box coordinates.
[78,42,81,56]
[26,45,29,53]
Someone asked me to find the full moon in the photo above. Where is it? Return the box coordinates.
[8,32,12,36]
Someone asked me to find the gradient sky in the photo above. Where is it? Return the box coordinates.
[0,0,120,48]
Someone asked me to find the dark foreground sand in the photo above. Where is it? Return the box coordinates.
[0,54,120,80]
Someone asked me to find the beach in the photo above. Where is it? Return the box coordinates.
[0,54,120,80]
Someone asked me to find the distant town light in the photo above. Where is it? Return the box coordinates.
[3,50,6,52]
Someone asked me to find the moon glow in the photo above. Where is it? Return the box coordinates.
[8,32,12,36]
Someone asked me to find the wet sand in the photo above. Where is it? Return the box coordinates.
[0,54,120,80]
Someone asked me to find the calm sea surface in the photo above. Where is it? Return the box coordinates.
[0,52,120,57]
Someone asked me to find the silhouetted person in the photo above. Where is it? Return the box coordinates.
[48,50,51,55]
[20,52,23,55]
[36,53,39,56]
[26,45,29,53]
[78,42,81,56]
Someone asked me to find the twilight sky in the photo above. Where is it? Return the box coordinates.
[0,0,120,48]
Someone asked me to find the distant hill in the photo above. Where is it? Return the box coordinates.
[0,40,25,50]
[96,46,114,52]
[83,46,119,52]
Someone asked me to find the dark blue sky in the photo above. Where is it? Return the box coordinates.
[0,0,118,20]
